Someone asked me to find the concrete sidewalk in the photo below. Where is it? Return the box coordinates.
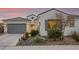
[3,45,79,50]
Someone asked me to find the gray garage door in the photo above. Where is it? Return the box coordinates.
[7,24,26,34]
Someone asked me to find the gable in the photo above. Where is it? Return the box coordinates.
[38,9,69,20]
[38,8,69,16]
[27,14,37,20]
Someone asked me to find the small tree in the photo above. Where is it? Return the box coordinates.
[0,23,4,33]
[56,13,75,40]
[56,13,64,39]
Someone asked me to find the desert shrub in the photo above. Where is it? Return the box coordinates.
[72,32,79,42]
[24,32,29,38]
[21,32,29,40]
[48,29,53,38]
[21,36,27,41]
[33,36,45,44]
[31,30,39,37]
[48,29,62,41]
[55,29,62,39]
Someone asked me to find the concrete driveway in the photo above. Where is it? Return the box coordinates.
[0,34,22,49]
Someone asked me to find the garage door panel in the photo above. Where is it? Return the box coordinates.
[7,24,26,34]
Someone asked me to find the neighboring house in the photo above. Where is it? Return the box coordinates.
[3,17,27,34]
[3,16,39,34]
[2,8,79,36]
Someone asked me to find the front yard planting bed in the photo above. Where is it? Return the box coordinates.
[16,37,79,46]
[16,30,79,46]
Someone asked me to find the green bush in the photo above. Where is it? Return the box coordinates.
[33,36,45,44]
[21,32,29,40]
[24,32,29,38]
[31,30,39,37]
[21,36,27,41]
[48,29,62,41]
[48,29,53,38]
[72,32,79,42]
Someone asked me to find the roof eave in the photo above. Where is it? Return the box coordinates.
[38,8,70,16]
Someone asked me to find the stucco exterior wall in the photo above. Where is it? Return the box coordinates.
[64,26,74,36]
[74,19,79,32]
[64,18,79,36]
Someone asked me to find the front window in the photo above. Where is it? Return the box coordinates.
[48,20,59,30]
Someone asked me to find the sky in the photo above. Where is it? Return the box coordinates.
[0,8,79,19]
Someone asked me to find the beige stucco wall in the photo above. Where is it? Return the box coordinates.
[26,21,39,33]
[64,18,79,36]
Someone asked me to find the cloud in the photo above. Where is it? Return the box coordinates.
[0,12,26,19]
[5,12,24,16]
[0,8,33,19]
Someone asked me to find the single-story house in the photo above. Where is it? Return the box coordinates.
[2,8,79,36]
[37,8,79,36]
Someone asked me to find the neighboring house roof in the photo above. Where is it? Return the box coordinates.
[38,8,70,16]
[2,17,28,21]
